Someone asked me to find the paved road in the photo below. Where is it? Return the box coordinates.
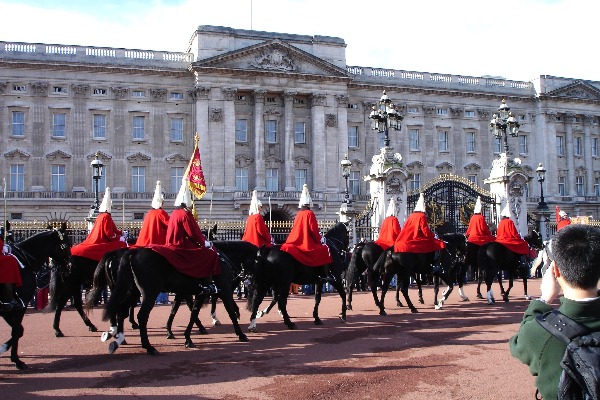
[1,280,539,399]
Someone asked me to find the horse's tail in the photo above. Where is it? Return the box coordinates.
[84,253,111,313]
[44,266,66,312]
[372,247,391,275]
[246,246,266,312]
[103,249,134,322]
[346,244,363,290]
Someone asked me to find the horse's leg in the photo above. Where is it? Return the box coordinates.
[136,294,158,355]
[435,273,454,310]
[72,287,98,333]
[368,269,381,308]
[346,274,355,311]
[378,271,393,316]
[256,293,278,318]
[214,277,249,342]
[416,275,424,304]
[107,301,132,354]
[395,275,404,307]
[457,265,469,301]
[485,273,496,305]
[523,273,530,300]
[248,284,269,333]
[433,275,440,307]
[129,304,139,329]
[399,275,418,313]
[4,310,27,370]
[503,272,515,302]
[166,295,183,339]
[497,270,506,296]
[331,274,347,322]
[476,271,484,299]
[183,295,204,348]
[210,295,221,326]
[313,281,324,325]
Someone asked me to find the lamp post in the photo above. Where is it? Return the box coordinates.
[489,98,520,154]
[369,90,403,148]
[536,162,548,211]
[90,153,104,212]
[341,154,352,205]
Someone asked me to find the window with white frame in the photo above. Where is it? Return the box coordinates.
[235,119,248,142]
[493,137,502,154]
[265,120,277,143]
[53,86,67,94]
[169,92,184,100]
[132,166,145,193]
[266,168,279,192]
[348,126,358,148]
[9,164,24,192]
[466,132,476,153]
[170,117,183,142]
[593,137,598,157]
[410,173,421,191]
[558,176,566,196]
[576,176,585,196]
[574,136,582,156]
[93,114,106,140]
[294,122,306,144]
[464,110,476,117]
[467,174,477,185]
[132,116,145,140]
[295,169,307,191]
[436,108,448,115]
[11,111,25,137]
[595,177,600,196]
[132,90,145,98]
[51,165,66,192]
[349,171,360,195]
[52,112,66,138]
[409,129,420,150]
[556,135,565,156]
[171,167,184,193]
[407,106,419,114]
[519,135,528,154]
[93,88,107,95]
[235,168,249,191]
[438,131,448,152]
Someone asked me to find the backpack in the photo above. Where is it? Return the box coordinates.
[536,309,600,400]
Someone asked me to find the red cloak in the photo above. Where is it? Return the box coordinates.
[150,208,219,279]
[495,218,530,255]
[394,212,445,253]
[465,214,496,246]
[71,213,127,261]
[374,216,401,249]
[242,213,273,248]
[556,206,571,231]
[0,237,22,286]
[134,208,170,247]
[280,209,333,267]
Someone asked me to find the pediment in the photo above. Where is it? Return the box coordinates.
[46,150,71,160]
[165,153,187,163]
[193,40,349,79]
[463,163,482,173]
[126,152,151,162]
[265,155,283,167]
[435,162,454,172]
[294,156,312,167]
[546,80,600,100]
[3,149,31,159]
[406,161,425,170]
[86,151,112,161]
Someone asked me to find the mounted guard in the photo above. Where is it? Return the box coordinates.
[134,181,169,247]
[0,234,24,312]
[241,190,273,248]
[495,201,530,256]
[374,197,402,251]
[393,193,445,254]
[556,206,571,232]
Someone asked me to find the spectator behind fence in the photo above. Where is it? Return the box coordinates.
[509,224,600,400]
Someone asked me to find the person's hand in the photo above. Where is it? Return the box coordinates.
[2,244,10,254]
[204,240,212,249]
[540,262,561,304]
[320,236,326,245]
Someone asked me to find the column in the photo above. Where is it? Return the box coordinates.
[310,93,326,191]
[283,91,296,191]
[222,88,237,191]
[192,86,211,179]
[335,94,349,192]
[253,90,266,190]
[583,115,594,195]
[564,114,576,196]
[541,111,558,196]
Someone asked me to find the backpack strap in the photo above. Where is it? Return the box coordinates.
[536,309,590,345]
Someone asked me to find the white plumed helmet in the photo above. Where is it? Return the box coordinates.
[559,210,567,218]
[151,181,164,210]
[298,184,313,208]
[174,179,192,208]
[249,190,262,215]
[500,201,511,218]
[473,196,482,214]
[413,193,426,213]
[98,187,112,213]
[386,197,397,217]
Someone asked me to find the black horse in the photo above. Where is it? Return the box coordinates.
[345,241,386,311]
[246,222,349,332]
[431,233,468,309]
[89,246,246,355]
[374,233,465,314]
[476,230,543,304]
[1,226,71,369]
[164,240,257,339]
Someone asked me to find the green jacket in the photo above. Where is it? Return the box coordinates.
[509,297,600,399]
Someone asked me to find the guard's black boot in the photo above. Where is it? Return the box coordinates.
[0,283,23,312]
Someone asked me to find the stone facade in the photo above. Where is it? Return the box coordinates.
[0,26,599,225]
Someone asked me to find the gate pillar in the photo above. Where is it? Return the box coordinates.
[484,153,531,236]
[363,148,409,240]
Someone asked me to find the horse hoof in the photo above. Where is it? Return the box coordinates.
[314,319,324,326]
[339,314,346,323]
[55,331,64,338]
[347,305,353,311]
[185,341,195,348]
[211,319,221,326]
[256,311,265,319]
[379,310,387,316]
[524,295,532,300]
[287,323,297,330]
[100,331,112,342]
[410,308,419,313]
[14,360,27,370]
[503,296,509,302]
[88,325,98,332]
[418,299,424,304]
[108,341,119,354]
[434,304,442,310]
[198,328,208,335]
[476,294,484,299]
[131,323,139,330]
[248,327,258,333]
[238,334,250,342]
[166,333,175,340]
[146,347,159,356]
[397,302,404,308]
[460,297,470,302]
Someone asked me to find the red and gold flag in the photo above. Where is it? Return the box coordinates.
[184,133,207,200]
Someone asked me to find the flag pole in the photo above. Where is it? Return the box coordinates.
[208,183,214,233]
[3,178,7,243]
[268,195,272,235]
[122,196,125,231]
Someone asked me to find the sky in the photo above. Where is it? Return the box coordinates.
[0,0,596,82]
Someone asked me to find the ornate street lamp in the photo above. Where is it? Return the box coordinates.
[369,90,403,148]
[341,154,352,205]
[536,162,548,210]
[489,98,520,153]
[90,153,104,212]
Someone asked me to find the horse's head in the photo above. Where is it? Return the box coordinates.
[15,223,71,271]
[525,230,544,250]
[202,223,219,241]
[325,222,350,251]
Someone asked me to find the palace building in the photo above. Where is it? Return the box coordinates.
[0,25,599,225]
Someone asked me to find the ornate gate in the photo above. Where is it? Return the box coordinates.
[407,174,497,235]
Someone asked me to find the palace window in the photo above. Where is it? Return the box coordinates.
[93,88,107,95]
[9,164,24,192]
[574,136,582,156]
[519,135,528,154]
[595,177,600,196]
[467,175,477,185]
[93,114,106,140]
[294,122,306,144]
[410,173,421,191]
[235,168,248,191]
[132,166,145,193]
[171,167,184,193]
[53,86,67,94]
[436,108,448,115]
[558,176,565,196]
[170,117,183,142]
[266,168,279,192]
[132,90,145,98]
[592,137,598,157]
[295,169,307,191]
[409,129,420,151]
[235,119,248,142]
[576,176,585,196]
[51,165,66,192]
[348,126,358,148]
[493,137,502,154]
[169,92,184,100]
[466,132,476,153]
[407,107,419,114]
[349,171,361,195]
[132,116,145,140]
[438,131,448,152]
[556,135,565,156]
[52,112,66,138]
[11,111,25,137]
[265,120,277,143]
[465,110,476,117]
